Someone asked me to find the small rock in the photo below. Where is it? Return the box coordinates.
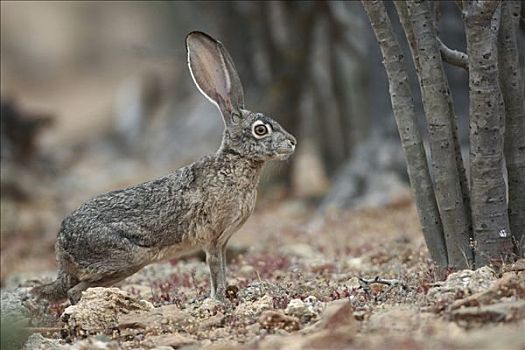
[318,299,355,332]
[427,266,497,303]
[284,296,323,322]
[234,295,273,318]
[194,298,223,317]
[259,310,300,332]
[63,287,153,336]
[285,299,306,316]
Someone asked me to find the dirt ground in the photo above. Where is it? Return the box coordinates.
[2,192,524,350]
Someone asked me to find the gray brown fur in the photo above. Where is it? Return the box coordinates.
[34,32,296,304]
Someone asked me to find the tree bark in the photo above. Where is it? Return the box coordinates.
[361,0,448,269]
[407,0,472,268]
[498,1,525,255]
[464,0,515,266]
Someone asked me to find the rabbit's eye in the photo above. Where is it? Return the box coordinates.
[255,125,267,135]
[252,121,271,138]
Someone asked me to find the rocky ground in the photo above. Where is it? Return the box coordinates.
[1,196,524,350]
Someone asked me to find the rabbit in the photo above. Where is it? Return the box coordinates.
[33,31,296,305]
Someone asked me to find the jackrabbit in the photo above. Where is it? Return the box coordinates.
[34,31,296,304]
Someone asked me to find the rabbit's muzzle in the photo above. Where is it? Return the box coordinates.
[275,137,296,160]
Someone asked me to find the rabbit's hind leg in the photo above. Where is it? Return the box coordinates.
[67,281,90,305]
[64,230,151,304]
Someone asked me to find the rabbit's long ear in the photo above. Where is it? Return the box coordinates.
[186,31,245,125]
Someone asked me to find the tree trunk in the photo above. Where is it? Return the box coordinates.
[406,0,472,268]
[464,0,515,266]
[396,2,471,232]
[498,1,525,255]
[361,0,448,269]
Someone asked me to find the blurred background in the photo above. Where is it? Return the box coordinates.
[1,1,473,281]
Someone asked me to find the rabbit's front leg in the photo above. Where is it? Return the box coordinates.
[220,243,227,290]
[205,244,227,302]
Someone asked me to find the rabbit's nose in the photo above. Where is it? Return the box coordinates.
[287,138,296,149]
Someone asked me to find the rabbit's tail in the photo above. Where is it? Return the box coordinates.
[32,272,73,302]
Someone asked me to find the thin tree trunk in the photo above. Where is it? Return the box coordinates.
[393,1,422,74]
[464,0,515,266]
[361,0,448,269]
[407,0,472,268]
[498,1,525,255]
[397,2,472,240]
